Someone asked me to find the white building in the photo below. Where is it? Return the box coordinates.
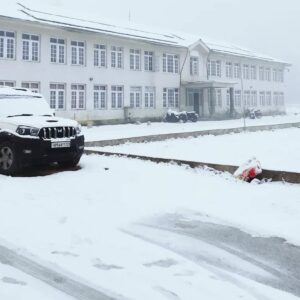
[0,3,290,124]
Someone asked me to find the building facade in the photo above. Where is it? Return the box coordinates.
[0,4,290,124]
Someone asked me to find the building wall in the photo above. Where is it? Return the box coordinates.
[181,50,287,117]
[0,17,288,124]
[0,18,186,124]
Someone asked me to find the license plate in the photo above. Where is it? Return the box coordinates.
[51,141,71,149]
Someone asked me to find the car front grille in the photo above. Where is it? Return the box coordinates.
[39,127,76,139]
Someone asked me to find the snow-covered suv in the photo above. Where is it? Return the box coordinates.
[0,87,84,175]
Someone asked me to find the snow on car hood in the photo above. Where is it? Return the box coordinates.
[2,116,79,128]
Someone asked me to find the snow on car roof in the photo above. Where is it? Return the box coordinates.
[0,86,42,97]
[0,2,290,64]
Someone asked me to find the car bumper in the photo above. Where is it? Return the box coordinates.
[14,135,85,168]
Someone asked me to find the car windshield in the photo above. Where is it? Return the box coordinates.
[0,95,53,118]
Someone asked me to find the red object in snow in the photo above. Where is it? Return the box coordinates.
[234,158,262,182]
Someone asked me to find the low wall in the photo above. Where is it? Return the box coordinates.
[84,150,300,184]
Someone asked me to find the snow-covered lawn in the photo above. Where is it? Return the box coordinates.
[95,127,300,172]
[83,113,300,142]
[0,155,300,299]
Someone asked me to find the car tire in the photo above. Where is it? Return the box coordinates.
[0,142,19,175]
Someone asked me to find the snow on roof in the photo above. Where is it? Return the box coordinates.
[0,2,290,64]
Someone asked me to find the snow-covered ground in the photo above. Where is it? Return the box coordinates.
[0,155,300,299]
[83,113,300,142]
[95,127,300,172]
[0,261,74,300]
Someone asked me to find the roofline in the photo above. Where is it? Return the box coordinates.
[0,14,187,49]
[209,49,292,66]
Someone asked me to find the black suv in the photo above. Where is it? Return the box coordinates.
[0,87,84,175]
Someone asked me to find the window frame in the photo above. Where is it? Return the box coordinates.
[71,40,85,66]
[49,83,66,110]
[163,88,179,108]
[71,84,86,110]
[0,30,16,60]
[94,44,107,68]
[22,33,40,62]
[21,81,40,93]
[50,37,66,64]
[111,85,124,109]
[163,53,179,74]
[93,84,107,110]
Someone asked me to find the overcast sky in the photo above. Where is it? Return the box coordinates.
[23,0,300,104]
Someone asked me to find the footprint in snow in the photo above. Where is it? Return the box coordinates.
[51,251,79,257]
[92,258,123,271]
[144,258,178,268]
[2,277,27,286]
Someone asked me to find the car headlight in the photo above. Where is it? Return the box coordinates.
[76,124,82,135]
[16,126,39,136]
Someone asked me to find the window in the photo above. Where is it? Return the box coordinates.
[130,49,141,70]
[49,83,65,110]
[217,89,222,107]
[244,91,251,107]
[259,67,265,80]
[94,44,106,67]
[278,69,284,82]
[22,33,40,62]
[234,90,241,106]
[250,65,257,80]
[130,87,142,108]
[145,87,155,108]
[0,80,15,87]
[144,51,154,71]
[279,92,285,106]
[111,46,123,68]
[190,57,199,75]
[265,68,271,81]
[251,91,257,106]
[234,63,241,78]
[208,60,221,77]
[0,31,15,59]
[94,85,107,109]
[111,86,123,108]
[226,62,233,78]
[243,65,250,80]
[71,84,85,109]
[163,54,179,73]
[71,41,85,65]
[259,91,265,106]
[266,91,272,106]
[163,88,179,108]
[21,82,40,93]
[226,89,230,106]
[274,69,284,82]
[50,38,65,64]
[273,92,279,106]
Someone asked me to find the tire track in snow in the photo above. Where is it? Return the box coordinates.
[0,243,127,300]
[123,216,300,299]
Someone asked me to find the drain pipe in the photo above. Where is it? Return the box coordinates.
[179,47,190,111]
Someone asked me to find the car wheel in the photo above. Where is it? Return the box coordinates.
[0,142,19,175]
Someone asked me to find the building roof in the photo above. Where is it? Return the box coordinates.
[0,2,290,65]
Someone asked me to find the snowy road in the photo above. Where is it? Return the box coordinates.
[127,214,300,299]
[1,155,300,299]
